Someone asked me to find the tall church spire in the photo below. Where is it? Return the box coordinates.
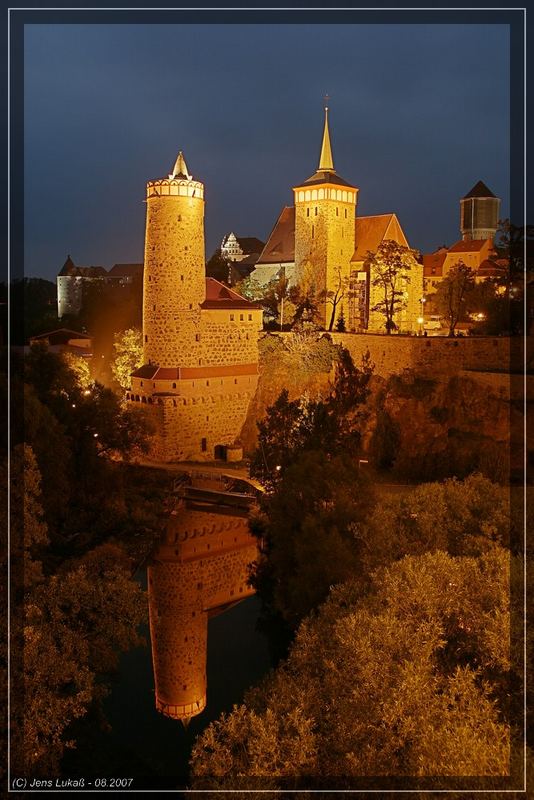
[318,103,334,171]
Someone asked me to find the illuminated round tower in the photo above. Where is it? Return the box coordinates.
[143,152,205,368]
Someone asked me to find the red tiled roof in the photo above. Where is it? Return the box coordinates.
[448,239,489,253]
[256,207,296,264]
[423,252,447,277]
[201,278,260,309]
[477,259,508,278]
[351,215,395,262]
[132,363,259,380]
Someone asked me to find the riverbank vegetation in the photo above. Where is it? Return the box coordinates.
[189,348,522,787]
[5,347,172,778]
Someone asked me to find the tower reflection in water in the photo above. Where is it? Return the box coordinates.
[147,471,261,724]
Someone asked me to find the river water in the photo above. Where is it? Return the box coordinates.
[101,578,271,786]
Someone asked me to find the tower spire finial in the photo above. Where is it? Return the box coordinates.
[170,151,191,180]
[318,95,334,171]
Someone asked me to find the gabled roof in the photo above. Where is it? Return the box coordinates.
[256,206,296,265]
[108,263,144,277]
[351,214,397,262]
[58,255,107,277]
[448,239,490,253]
[234,237,265,254]
[462,180,497,199]
[201,277,260,309]
[30,328,91,345]
[477,259,508,278]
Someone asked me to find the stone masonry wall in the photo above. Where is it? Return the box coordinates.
[200,309,262,366]
[143,186,205,367]
[294,193,356,329]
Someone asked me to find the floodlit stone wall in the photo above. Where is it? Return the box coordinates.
[200,309,262,366]
[148,505,257,720]
[328,332,514,376]
[143,181,205,368]
[127,373,259,461]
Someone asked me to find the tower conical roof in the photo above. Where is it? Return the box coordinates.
[294,105,355,190]
[318,106,334,171]
[170,151,191,180]
[463,180,496,199]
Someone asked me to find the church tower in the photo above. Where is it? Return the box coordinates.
[293,105,358,329]
[142,152,205,368]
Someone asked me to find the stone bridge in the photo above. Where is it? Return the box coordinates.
[147,471,262,722]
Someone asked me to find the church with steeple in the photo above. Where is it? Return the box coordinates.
[250,105,423,333]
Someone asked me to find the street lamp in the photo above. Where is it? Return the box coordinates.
[419,296,426,334]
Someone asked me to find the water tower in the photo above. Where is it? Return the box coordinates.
[460,180,500,241]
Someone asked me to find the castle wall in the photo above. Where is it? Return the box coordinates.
[128,373,259,461]
[328,332,514,376]
[200,308,262,366]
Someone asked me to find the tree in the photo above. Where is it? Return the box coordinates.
[250,450,376,628]
[206,248,231,283]
[322,265,346,331]
[191,547,513,785]
[111,327,143,390]
[335,305,346,332]
[433,261,476,336]
[61,352,93,390]
[366,239,420,334]
[361,473,512,575]
[250,347,372,488]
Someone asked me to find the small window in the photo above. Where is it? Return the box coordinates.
[184,245,188,251]
[234,378,238,384]
[201,438,207,452]
[153,304,156,311]
[312,225,314,239]
[195,333,200,341]
[230,314,234,321]
[198,358,202,366]
[172,382,176,388]
[140,381,143,387]
[336,207,339,216]
[240,314,244,321]
[248,314,252,320]
[144,335,148,342]
[306,208,310,217]
[206,380,210,386]
[181,275,184,281]
[315,207,318,216]
[189,303,193,309]
[345,209,348,218]
[177,214,181,221]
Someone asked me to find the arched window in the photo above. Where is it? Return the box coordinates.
[311,189,317,201]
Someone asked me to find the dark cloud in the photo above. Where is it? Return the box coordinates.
[23,22,509,279]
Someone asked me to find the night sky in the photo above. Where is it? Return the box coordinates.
[23,21,510,282]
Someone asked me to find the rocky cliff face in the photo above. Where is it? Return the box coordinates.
[241,333,521,484]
